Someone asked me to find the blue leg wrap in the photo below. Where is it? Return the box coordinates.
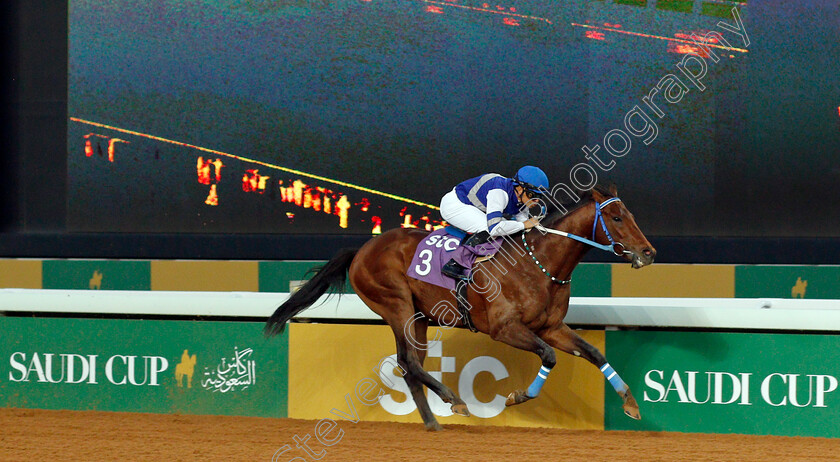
[600,362,628,392]
[526,366,552,398]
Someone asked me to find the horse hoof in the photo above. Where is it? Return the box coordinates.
[425,421,444,431]
[621,389,641,420]
[505,390,533,407]
[451,403,471,417]
[624,408,642,420]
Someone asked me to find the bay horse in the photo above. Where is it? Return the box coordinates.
[265,185,655,431]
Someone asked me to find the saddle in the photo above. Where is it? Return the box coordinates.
[440,228,497,333]
[440,229,491,277]
[406,227,503,333]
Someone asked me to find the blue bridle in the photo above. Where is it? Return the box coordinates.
[532,197,629,256]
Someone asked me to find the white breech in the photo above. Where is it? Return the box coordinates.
[439,189,488,233]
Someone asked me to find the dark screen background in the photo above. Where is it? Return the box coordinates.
[66,0,840,237]
[2,1,839,262]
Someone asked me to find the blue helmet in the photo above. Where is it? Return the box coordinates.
[514,166,549,194]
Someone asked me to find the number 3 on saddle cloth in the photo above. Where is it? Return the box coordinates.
[406,228,502,332]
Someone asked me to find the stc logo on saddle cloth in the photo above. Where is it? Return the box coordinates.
[643,370,838,408]
[6,346,256,392]
[377,340,508,418]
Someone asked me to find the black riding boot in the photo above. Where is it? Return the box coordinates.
[463,230,491,247]
[441,258,468,280]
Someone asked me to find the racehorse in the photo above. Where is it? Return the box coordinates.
[265,185,655,431]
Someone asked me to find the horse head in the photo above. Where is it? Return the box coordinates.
[590,185,656,268]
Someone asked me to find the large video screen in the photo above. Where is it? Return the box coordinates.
[68,0,840,236]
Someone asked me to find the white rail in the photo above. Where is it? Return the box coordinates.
[0,289,840,332]
[0,289,839,331]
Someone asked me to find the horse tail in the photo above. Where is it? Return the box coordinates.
[264,248,358,337]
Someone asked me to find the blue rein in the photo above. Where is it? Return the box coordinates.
[533,197,627,256]
[522,197,628,286]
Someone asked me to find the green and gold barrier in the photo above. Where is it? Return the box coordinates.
[0,317,289,418]
[1,259,839,437]
[604,330,840,438]
[287,324,604,429]
[3,316,839,438]
[2,259,838,299]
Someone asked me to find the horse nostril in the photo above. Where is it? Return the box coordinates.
[643,248,653,256]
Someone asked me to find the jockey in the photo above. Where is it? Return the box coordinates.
[439,166,550,279]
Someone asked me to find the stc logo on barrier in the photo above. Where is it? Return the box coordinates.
[377,341,508,418]
[643,370,839,407]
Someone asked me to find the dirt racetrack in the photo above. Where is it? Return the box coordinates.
[1,408,836,461]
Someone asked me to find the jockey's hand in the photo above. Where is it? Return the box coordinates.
[523,217,540,229]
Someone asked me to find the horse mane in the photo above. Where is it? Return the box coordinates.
[540,184,616,228]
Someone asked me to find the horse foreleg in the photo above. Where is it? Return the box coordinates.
[487,321,556,406]
[540,324,640,420]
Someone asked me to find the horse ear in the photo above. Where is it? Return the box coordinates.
[608,184,618,197]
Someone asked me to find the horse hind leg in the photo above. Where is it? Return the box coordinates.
[540,324,641,420]
[393,334,442,431]
[352,262,467,427]
[371,297,466,430]
[407,314,470,418]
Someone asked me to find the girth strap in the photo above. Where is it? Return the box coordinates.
[455,279,478,333]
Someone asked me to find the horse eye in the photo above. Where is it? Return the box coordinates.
[613,216,622,222]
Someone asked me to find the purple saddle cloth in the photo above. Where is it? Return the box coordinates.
[406,228,502,290]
